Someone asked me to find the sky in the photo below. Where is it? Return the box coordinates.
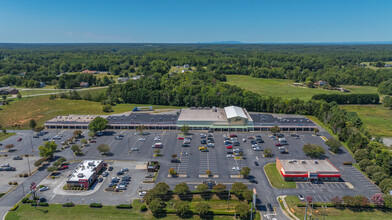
[0,0,391,43]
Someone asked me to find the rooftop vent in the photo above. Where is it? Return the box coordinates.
[301,160,306,164]
[77,173,84,178]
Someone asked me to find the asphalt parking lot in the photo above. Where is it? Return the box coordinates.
[36,161,153,205]
[0,156,38,193]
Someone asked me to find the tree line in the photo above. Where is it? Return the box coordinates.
[312,93,380,104]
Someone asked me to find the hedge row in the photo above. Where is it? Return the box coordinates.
[116,204,132,209]
[312,93,379,104]
[90,203,102,208]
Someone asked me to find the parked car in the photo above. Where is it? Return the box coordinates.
[39,186,50,191]
[232,166,240,171]
[102,172,109,177]
[145,173,154,178]
[33,135,39,138]
[108,166,113,171]
[247,136,254,139]
[108,182,117,187]
[280,149,289,154]
[1,163,10,167]
[226,145,233,149]
[256,139,264,143]
[267,203,273,211]
[154,136,161,141]
[17,138,22,142]
[139,138,146,141]
[229,134,237,138]
[98,177,103,183]
[130,147,139,151]
[249,179,258,184]
[139,191,147,196]
[182,143,190,147]
[207,143,215,147]
[298,195,305,201]
[13,156,23,160]
[254,161,259,166]
[250,140,257,145]
[117,171,124,175]
[254,147,262,151]
[89,140,96,143]
[200,139,207,144]
[275,143,283,146]
[96,132,104,136]
[121,168,129,172]
[59,165,68,170]
[115,135,123,140]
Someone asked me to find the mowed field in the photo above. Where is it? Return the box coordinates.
[341,105,392,137]
[0,96,181,130]
[361,61,392,70]
[225,75,377,100]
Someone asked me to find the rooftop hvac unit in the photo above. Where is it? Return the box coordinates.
[288,160,294,163]
[212,106,217,112]
[88,162,95,166]
[77,173,84,178]
[314,161,318,164]
[301,160,306,164]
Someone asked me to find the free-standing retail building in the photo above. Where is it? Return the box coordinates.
[276,158,341,182]
[66,160,104,188]
[44,106,317,132]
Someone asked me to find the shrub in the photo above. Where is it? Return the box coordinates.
[19,174,23,177]
[23,173,29,177]
[21,197,30,203]
[39,202,49,206]
[8,182,12,185]
[90,203,102,208]
[140,205,148,212]
[9,204,19,211]
[116,204,132,209]
[13,182,18,185]
[63,202,74,207]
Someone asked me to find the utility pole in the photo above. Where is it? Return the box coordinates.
[304,201,308,220]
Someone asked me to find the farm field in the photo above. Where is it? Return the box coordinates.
[0,95,181,130]
[225,75,377,100]
[284,196,392,220]
[340,105,392,137]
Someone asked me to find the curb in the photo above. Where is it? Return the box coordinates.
[277,196,300,220]
[263,163,298,189]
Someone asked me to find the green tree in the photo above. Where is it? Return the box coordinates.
[71,145,82,155]
[29,119,37,129]
[180,125,190,136]
[384,195,392,209]
[89,116,108,133]
[97,144,110,155]
[359,159,373,170]
[73,130,82,138]
[383,96,392,109]
[102,104,113,112]
[380,179,392,194]
[365,165,382,179]
[325,138,341,154]
[302,143,325,158]
[196,184,209,193]
[80,138,87,145]
[231,182,248,197]
[47,166,58,172]
[174,182,190,195]
[235,202,250,219]
[206,169,212,176]
[136,124,146,135]
[242,189,253,203]
[263,147,272,157]
[270,125,280,135]
[154,182,170,197]
[173,201,191,218]
[240,167,251,178]
[354,149,370,162]
[148,199,165,217]
[194,202,210,217]
[213,183,227,194]
[169,168,177,176]
[378,79,392,95]
[38,141,57,158]
[372,172,388,185]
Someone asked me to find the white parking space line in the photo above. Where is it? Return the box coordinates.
[329,183,335,189]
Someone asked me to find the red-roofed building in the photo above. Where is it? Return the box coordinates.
[82,70,98,74]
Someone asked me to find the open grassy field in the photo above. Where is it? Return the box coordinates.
[340,105,392,137]
[0,133,16,142]
[0,96,181,130]
[284,196,392,220]
[361,61,392,70]
[264,163,296,188]
[225,75,378,100]
[6,199,238,220]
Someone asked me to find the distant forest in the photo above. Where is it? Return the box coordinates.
[1,43,392,89]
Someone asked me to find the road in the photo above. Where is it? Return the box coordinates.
[8,86,108,99]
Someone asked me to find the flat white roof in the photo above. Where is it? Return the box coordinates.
[224,106,247,119]
[279,159,339,173]
[178,108,227,122]
[67,160,102,182]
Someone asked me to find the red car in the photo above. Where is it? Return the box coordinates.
[275,143,283,146]
[17,138,22,142]
[226,145,233,149]
[90,140,96,143]
[177,137,184,140]
[59,165,69,170]
[247,136,254,139]
[229,134,237,138]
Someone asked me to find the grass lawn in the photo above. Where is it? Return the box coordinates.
[361,61,392,70]
[0,133,16,142]
[284,196,392,220]
[0,96,182,130]
[264,163,296,188]
[224,75,378,100]
[18,89,61,96]
[340,105,392,137]
[6,199,237,220]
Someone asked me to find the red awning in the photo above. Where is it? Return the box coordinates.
[280,170,308,178]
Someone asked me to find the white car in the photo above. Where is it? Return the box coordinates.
[254,147,263,151]
[181,152,188,156]
[39,186,50,191]
[226,154,234,158]
[1,163,10,167]
[130,147,139,151]
[154,136,161,141]
[207,143,215,147]
[138,138,146,141]
[278,146,285,150]
[139,191,147,196]
[232,166,240,171]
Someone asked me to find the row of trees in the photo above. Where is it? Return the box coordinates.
[312,93,380,104]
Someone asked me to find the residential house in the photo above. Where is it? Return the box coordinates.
[183,64,190,68]
[80,82,89,88]
[82,70,98,74]
[132,76,142,80]
[39,82,46,88]
[313,80,327,87]
[385,64,392,67]
[0,87,19,95]
[117,77,130,83]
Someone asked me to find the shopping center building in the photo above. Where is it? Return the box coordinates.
[44,106,317,132]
